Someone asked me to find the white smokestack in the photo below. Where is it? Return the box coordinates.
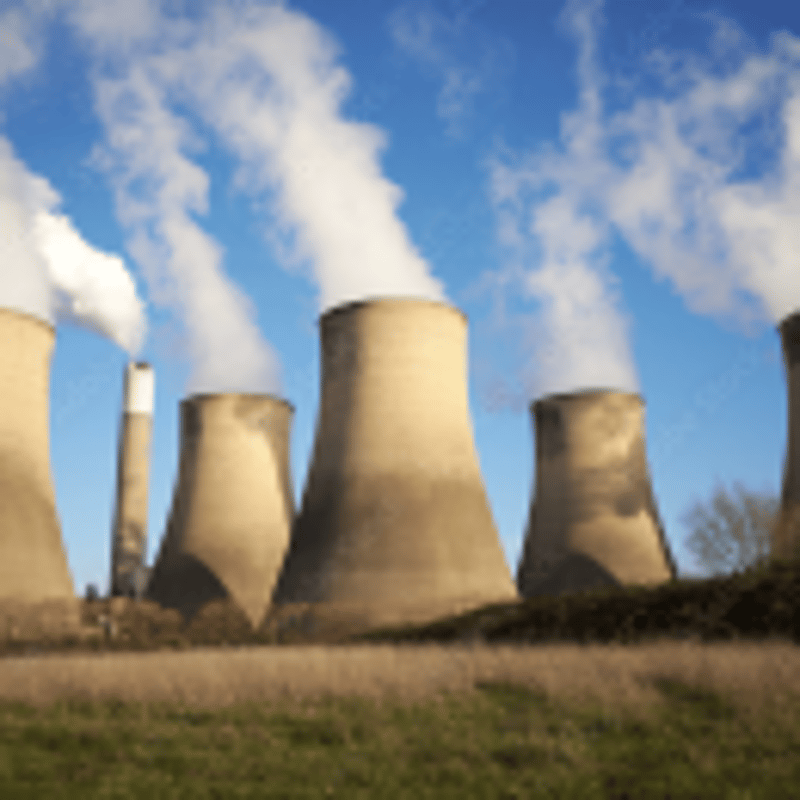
[123,360,155,414]
[110,361,155,597]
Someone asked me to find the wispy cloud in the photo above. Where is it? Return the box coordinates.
[488,0,638,399]
[389,0,509,136]
[0,6,40,88]
[488,0,800,402]
[88,58,281,392]
[174,3,445,311]
[61,0,446,393]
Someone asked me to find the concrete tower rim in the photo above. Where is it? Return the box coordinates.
[182,392,296,414]
[320,295,467,326]
[0,306,55,336]
[530,388,646,411]
[779,310,800,342]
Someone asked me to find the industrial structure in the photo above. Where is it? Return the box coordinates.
[273,297,517,627]
[774,312,800,561]
[109,362,154,598]
[147,393,294,626]
[0,308,76,631]
[517,389,676,597]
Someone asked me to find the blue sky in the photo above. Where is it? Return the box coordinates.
[1,0,798,595]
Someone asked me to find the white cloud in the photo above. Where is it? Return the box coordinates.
[0,136,51,320]
[88,57,281,393]
[34,210,146,353]
[489,0,800,401]
[389,0,508,136]
[0,7,39,87]
[0,135,147,351]
[65,0,446,391]
[164,2,444,311]
[488,0,638,399]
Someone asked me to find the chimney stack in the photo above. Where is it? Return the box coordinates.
[517,389,675,597]
[147,393,294,626]
[110,361,155,598]
[774,312,800,561]
[273,298,517,627]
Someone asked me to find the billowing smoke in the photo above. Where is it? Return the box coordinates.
[602,19,800,324]
[69,0,443,348]
[85,61,282,395]
[170,3,444,312]
[492,0,800,401]
[0,138,51,322]
[0,135,146,352]
[489,0,638,398]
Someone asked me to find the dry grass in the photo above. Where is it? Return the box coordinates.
[0,639,798,720]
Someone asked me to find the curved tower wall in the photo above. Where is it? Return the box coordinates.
[147,393,294,626]
[0,308,74,602]
[110,362,154,597]
[273,297,517,626]
[775,312,800,560]
[517,389,675,597]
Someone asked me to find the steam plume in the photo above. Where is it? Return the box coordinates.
[86,62,281,394]
[489,0,638,398]
[492,0,800,403]
[71,1,444,329]
[167,3,445,311]
[602,22,800,323]
[0,136,146,352]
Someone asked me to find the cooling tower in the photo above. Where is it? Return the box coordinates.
[517,390,676,597]
[0,308,75,604]
[146,393,294,626]
[110,362,154,598]
[273,298,517,627]
[774,312,800,561]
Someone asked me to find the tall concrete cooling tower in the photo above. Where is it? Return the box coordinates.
[517,389,676,597]
[110,362,154,598]
[774,312,800,561]
[273,298,517,627]
[147,393,293,626]
[0,308,75,606]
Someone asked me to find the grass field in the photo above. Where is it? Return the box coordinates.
[0,640,798,798]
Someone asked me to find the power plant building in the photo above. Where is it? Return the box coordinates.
[109,362,154,597]
[775,311,800,561]
[0,307,76,631]
[147,393,294,626]
[517,389,675,597]
[273,297,518,626]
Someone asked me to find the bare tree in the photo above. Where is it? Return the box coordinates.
[682,482,779,576]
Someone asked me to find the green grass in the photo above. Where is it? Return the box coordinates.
[0,679,797,799]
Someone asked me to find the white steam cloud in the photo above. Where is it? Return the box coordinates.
[66,1,442,393]
[0,137,51,322]
[492,0,800,399]
[34,209,146,352]
[492,0,800,400]
[490,0,638,398]
[85,61,281,394]
[166,3,444,311]
[0,136,146,352]
[602,23,800,324]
